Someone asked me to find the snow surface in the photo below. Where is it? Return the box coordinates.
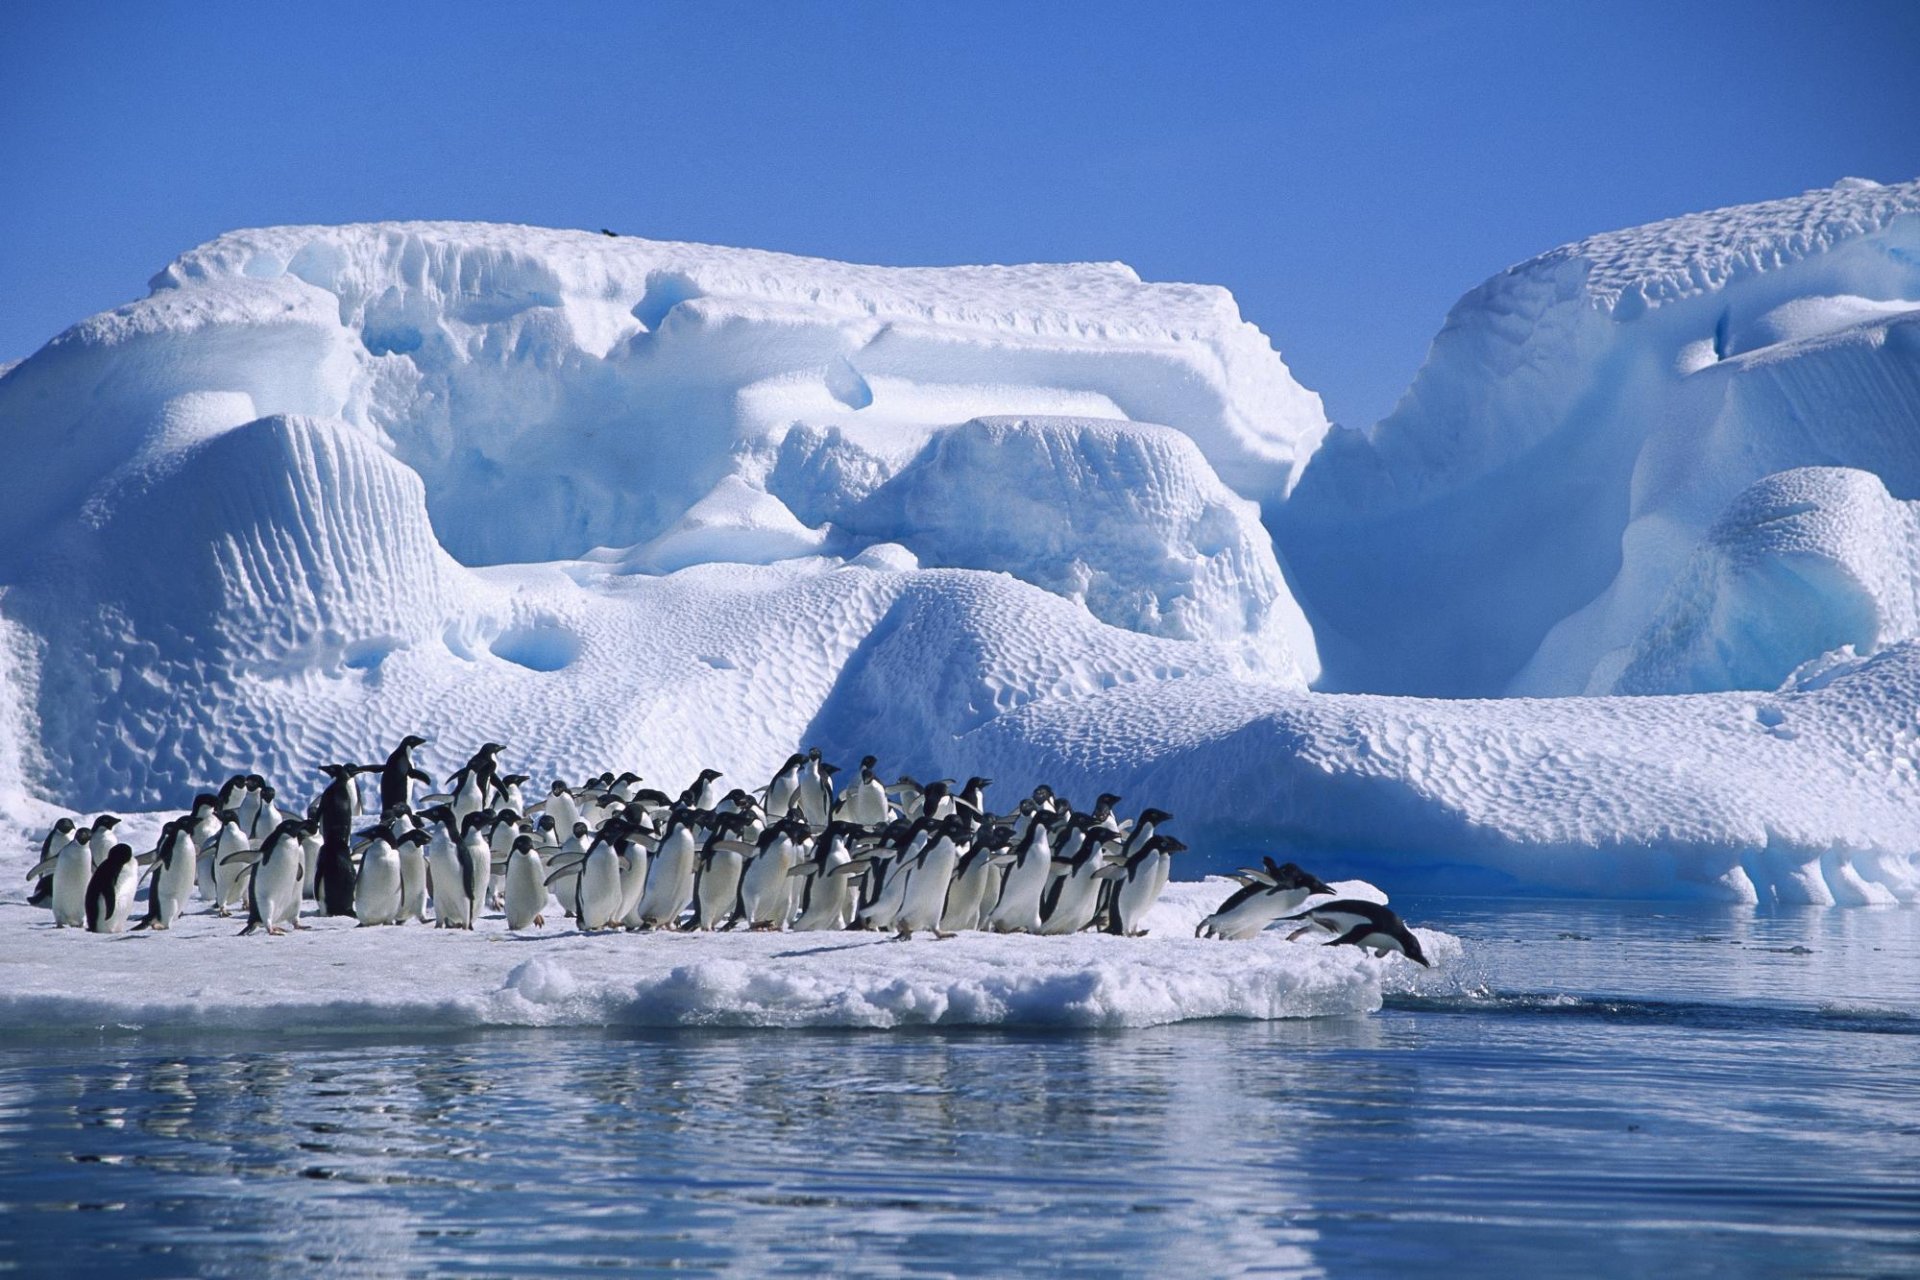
[1,188,1917,913]
[1279,177,1920,698]
[0,881,1455,1034]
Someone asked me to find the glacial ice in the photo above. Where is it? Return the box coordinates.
[1279,177,1920,698]
[0,182,1917,919]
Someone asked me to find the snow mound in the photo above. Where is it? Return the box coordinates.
[0,883,1442,1034]
[624,474,829,574]
[774,415,1315,676]
[1280,176,1920,696]
[866,644,1920,906]
[9,220,1324,573]
[1612,468,1920,694]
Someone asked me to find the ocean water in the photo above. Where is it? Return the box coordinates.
[2,899,1917,1277]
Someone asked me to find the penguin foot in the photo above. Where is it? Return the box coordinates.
[535,915,545,928]
[934,930,957,940]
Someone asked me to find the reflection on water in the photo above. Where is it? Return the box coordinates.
[1,900,1917,1277]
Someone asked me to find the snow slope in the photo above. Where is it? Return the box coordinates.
[1280,177,1920,697]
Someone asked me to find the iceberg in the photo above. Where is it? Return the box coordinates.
[0,189,1916,909]
[1279,177,1920,697]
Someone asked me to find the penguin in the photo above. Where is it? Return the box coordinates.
[422,806,484,930]
[137,819,199,930]
[677,768,724,812]
[389,808,430,922]
[379,734,434,814]
[738,817,809,929]
[315,762,379,911]
[532,779,582,838]
[1282,899,1432,967]
[573,827,625,932]
[25,817,76,908]
[204,810,254,915]
[236,820,314,936]
[836,756,889,826]
[855,817,934,931]
[956,776,993,817]
[352,827,408,926]
[793,749,834,830]
[85,816,123,869]
[1195,860,1336,941]
[542,821,593,918]
[789,821,869,932]
[763,753,807,821]
[1038,823,1124,936]
[179,794,223,903]
[25,820,87,926]
[607,819,652,928]
[84,843,140,934]
[486,810,524,911]
[983,813,1053,934]
[1105,835,1186,937]
[690,812,754,930]
[503,834,550,931]
[633,808,702,929]
[941,825,1015,933]
[230,775,267,835]
[446,743,505,824]
[892,816,968,939]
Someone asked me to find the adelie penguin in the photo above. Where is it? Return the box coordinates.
[1196,859,1336,941]
[1282,899,1431,967]
[25,820,89,927]
[236,819,316,936]
[25,817,75,908]
[1104,834,1186,937]
[84,843,141,934]
[315,762,380,916]
[136,818,200,930]
[379,734,434,814]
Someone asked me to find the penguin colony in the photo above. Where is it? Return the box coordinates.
[23,738,1429,965]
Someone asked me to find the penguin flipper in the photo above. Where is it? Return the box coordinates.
[23,855,61,881]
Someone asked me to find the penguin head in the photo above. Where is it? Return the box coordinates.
[859,755,877,770]
[95,814,122,830]
[74,826,93,844]
[779,753,806,772]
[1137,808,1172,827]
[191,794,219,813]
[1094,793,1122,813]
[1270,862,1335,896]
[820,762,841,777]
[512,834,536,852]
[502,774,529,787]
[698,768,723,783]
[401,734,429,749]
[105,842,134,867]
[52,817,75,832]
[1148,836,1187,855]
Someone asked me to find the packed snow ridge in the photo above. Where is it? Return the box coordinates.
[1,179,1917,907]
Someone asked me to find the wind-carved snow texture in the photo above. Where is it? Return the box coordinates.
[1613,468,1920,695]
[1279,176,1920,698]
[0,190,1918,907]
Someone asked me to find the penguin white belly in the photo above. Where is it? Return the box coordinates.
[692,849,745,930]
[738,846,795,928]
[792,867,853,931]
[841,781,888,826]
[151,847,197,929]
[857,856,912,931]
[1039,866,1104,935]
[615,846,651,927]
[1113,854,1169,936]
[1200,887,1313,940]
[211,832,252,915]
[940,864,992,933]
[354,848,404,925]
[575,848,624,931]
[250,853,303,936]
[399,845,429,921]
[429,846,473,929]
[895,842,959,936]
[51,846,91,928]
[504,852,548,930]
[636,830,696,927]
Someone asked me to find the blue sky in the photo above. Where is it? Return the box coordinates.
[4,1,1917,428]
